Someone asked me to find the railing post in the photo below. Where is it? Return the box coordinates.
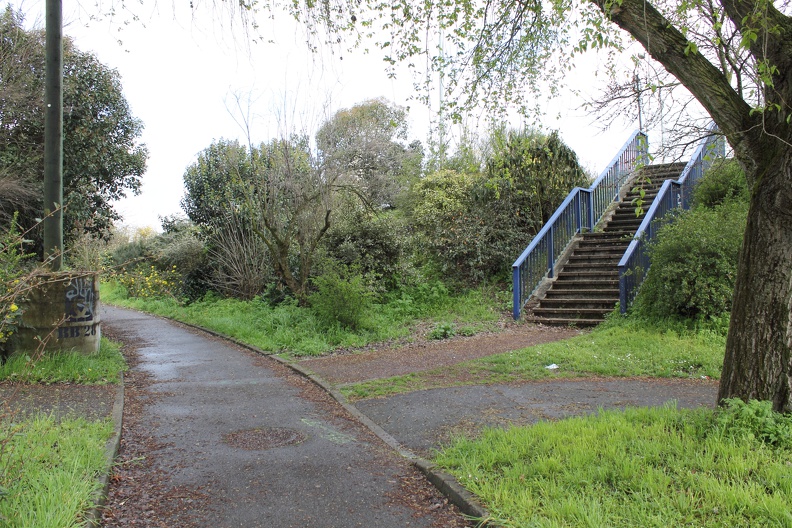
[547,226,555,279]
[575,191,582,233]
[512,265,521,319]
[619,265,628,314]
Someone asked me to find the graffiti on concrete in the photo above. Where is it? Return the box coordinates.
[65,277,95,323]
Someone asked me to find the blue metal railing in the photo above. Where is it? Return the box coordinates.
[618,123,725,311]
[512,130,648,319]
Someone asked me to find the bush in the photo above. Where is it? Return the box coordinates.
[309,268,373,330]
[322,207,405,290]
[409,129,589,283]
[634,200,748,319]
[693,158,748,208]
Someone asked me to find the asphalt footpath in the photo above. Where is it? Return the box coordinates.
[102,305,466,528]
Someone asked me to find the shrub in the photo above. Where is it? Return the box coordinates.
[409,129,589,283]
[309,268,373,330]
[113,265,181,299]
[322,207,405,290]
[205,215,271,301]
[693,158,749,208]
[634,200,748,319]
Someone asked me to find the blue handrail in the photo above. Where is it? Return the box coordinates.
[618,123,724,311]
[512,130,648,319]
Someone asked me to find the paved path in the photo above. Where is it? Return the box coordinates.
[356,378,719,457]
[102,306,464,527]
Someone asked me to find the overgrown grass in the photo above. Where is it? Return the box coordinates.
[101,280,503,356]
[0,414,113,528]
[342,318,725,400]
[0,338,126,384]
[434,400,792,527]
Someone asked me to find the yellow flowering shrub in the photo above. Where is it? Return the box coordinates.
[113,265,180,299]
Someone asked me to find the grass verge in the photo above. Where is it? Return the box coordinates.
[0,415,113,528]
[0,338,126,384]
[101,280,503,356]
[434,400,792,527]
[341,320,725,400]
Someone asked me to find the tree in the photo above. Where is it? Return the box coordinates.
[410,128,588,282]
[181,139,254,228]
[287,0,791,411]
[316,98,422,208]
[0,7,147,245]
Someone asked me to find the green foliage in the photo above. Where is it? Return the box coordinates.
[433,404,792,527]
[410,128,588,282]
[322,206,406,290]
[0,7,147,245]
[693,158,749,208]
[427,321,456,340]
[634,200,748,320]
[715,398,792,448]
[181,139,253,228]
[384,280,452,319]
[102,280,500,357]
[316,98,422,207]
[0,214,37,359]
[309,268,373,330]
[113,265,182,300]
[0,338,126,384]
[0,415,112,527]
[343,317,725,399]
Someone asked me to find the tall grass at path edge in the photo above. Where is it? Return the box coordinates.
[100,280,503,356]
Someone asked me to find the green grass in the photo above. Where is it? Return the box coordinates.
[342,319,725,400]
[434,401,792,527]
[0,338,126,384]
[0,414,113,528]
[101,280,503,356]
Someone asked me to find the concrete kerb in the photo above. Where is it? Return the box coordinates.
[112,307,493,526]
[86,374,124,527]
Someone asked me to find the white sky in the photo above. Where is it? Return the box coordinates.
[12,0,641,231]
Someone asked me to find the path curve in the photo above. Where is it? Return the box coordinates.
[100,306,469,527]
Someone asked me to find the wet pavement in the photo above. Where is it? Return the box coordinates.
[102,305,719,526]
[102,305,467,527]
[355,378,719,457]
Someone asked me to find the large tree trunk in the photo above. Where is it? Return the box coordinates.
[719,149,792,412]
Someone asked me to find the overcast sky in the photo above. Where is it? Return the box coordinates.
[12,0,640,230]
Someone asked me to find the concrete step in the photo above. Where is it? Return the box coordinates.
[524,316,603,327]
[539,299,618,310]
[566,255,623,266]
[532,307,614,318]
[544,288,619,299]
[527,162,686,328]
[556,272,619,283]
[550,279,620,289]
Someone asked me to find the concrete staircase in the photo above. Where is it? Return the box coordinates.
[528,162,687,326]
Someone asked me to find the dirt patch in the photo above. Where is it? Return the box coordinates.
[298,323,584,385]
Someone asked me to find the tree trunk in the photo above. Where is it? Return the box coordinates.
[719,149,792,412]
